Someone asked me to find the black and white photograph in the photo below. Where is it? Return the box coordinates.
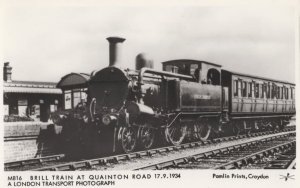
[1,0,298,187]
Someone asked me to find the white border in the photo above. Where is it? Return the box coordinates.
[0,0,299,188]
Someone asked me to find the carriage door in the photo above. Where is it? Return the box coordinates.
[232,78,241,112]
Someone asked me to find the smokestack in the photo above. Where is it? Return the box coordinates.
[3,62,12,82]
[106,37,126,67]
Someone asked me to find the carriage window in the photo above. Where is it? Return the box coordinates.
[233,80,238,97]
[238,80,242,97]
[293,88,295,99]
[259,84,263,98]
[291,88,295,99]
[242,81,247,97]
[248,82,253,97]
[261,84,264,98]
[285,88,289,99]
[255,83,259,98]
[278,87,282,99]
[271,85,276,99]
[267,84,271,99]
[263,83,267,98]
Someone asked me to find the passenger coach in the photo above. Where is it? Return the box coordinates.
[221,70,295,132]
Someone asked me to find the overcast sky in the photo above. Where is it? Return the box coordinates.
[2,1,296,83]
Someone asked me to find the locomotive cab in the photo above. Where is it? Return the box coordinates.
[162,59,221,85]
[161,60,223,112]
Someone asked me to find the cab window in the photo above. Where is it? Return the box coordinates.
[165,65,179,73]
[190,64,199,75]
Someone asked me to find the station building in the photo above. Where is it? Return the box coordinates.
[3,62,63,122]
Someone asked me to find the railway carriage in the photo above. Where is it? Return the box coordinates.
[221,70,295,133]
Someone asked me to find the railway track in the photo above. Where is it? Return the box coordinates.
[23,127,295,171]
[264,145,296,169]
[4,154,65,171]
[134,133,295,170]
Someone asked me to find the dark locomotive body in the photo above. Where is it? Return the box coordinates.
[53,37,295,156]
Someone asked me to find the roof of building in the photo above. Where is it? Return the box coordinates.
[57,73,90,89]
[3,80,62,94]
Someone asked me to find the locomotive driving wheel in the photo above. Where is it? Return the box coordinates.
[165,122,187,146]
[118,127,137,153]
[138,126,156,149]
[194,118,212,141]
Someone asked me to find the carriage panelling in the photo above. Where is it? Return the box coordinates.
[228,72,295,115]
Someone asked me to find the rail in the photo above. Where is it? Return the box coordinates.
[5,154,65,170]
[134,132,295,170]
[31,127,294,171]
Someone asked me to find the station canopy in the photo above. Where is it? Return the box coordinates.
[4,80,62,94]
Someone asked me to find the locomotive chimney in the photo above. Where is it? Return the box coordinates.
[106,37,126,67]
[3,62,12,82]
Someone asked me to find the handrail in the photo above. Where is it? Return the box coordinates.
[138,68,194,85]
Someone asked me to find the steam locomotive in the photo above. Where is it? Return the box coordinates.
[53,37,295,156]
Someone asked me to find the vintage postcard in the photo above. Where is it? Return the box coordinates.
[0,0,298,188]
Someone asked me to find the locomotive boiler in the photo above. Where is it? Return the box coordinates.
[54,36,295,156]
